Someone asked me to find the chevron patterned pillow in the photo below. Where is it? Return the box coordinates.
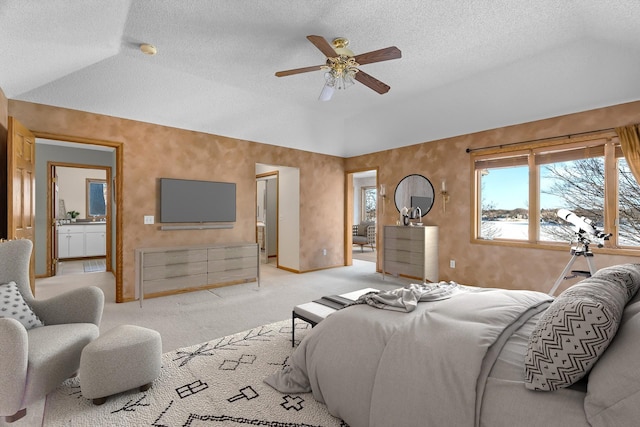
[524,264,640,391]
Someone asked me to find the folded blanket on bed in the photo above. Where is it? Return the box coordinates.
[349,281,460,312]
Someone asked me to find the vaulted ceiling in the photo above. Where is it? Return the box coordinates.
[2,1,640,157]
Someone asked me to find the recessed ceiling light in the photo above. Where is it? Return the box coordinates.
[140,44,157,56]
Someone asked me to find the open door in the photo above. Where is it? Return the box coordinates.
[8,117,36,294]
[50,165,59,276]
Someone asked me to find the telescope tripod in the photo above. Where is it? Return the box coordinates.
[548,236,597,296]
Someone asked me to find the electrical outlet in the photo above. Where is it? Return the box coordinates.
[450,259,456,269]
[322,249,327,256]
[144,215,155,225]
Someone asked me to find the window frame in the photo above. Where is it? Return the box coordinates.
[470,131,639,255]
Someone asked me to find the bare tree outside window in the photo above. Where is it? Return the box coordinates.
[617,158,640,246]
[362,187,377,222]
[541,157,640,246]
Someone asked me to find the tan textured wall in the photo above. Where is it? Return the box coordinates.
[8,101,345,300]
[346,101,640,293]
[7,97,640,298]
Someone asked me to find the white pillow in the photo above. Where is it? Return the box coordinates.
[0,281,44,329]
[524,264,640,391]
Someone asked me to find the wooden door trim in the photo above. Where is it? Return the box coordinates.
[34,132,124,303]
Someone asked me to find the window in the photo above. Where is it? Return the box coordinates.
[86,179,107,219]
[475,152,529,241]
[472,133,638,249]
[361,186,377,222]
[478,164,529,240]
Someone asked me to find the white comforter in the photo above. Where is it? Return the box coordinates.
[265,286,552,427]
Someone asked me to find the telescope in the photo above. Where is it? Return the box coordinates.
[557,209,609,240]
[548,209,611,296]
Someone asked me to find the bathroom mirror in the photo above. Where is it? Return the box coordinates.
[394,174,435,217]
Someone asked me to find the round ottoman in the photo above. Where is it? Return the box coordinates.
[79,324,162,405]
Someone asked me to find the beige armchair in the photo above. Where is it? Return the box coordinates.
[352,222,376,252]
[0,239,104,422]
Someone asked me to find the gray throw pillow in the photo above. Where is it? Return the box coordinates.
[0,281,44,329]
[358,222,372,237]
[524,264,640,391]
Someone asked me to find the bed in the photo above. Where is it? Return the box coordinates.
[265,263,640,427]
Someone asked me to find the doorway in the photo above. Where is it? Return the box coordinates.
[49,163,111,277]
[346,169,379,267]
[33,134,124,302]
[256,172,278,266]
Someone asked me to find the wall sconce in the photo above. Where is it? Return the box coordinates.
[441,180,450,212]
[379,184,386,214]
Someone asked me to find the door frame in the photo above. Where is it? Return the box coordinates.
[47,162,112,276]
[34,131,124,303]
[345,167,380,269]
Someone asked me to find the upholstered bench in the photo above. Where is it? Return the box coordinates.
[78,325,162,405]
[292,288,378,346]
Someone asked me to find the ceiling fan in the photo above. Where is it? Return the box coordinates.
[275,35,401,101]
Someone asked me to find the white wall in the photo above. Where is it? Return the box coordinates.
[256,163,300,271]
[278,166,300,270]
[57,166,106,219]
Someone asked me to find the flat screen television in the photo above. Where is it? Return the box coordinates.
[160,178,236,223]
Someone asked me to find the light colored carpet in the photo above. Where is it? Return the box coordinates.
[352,247,376,263]
[43,319,343,426]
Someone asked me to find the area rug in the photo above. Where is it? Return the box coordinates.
[44,319,346,426]
[82,259,106,273]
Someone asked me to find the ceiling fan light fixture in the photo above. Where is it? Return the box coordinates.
[318,82,335,101]
[321,55,359,94]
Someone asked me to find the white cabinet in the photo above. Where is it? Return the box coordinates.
[58,225,84,258]
[57,224,106,258]
[84,224,107,257]
[383,225,438,283]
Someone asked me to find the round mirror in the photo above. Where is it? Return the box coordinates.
[394,174,435,217]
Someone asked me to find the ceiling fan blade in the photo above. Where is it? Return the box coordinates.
[275,64,324,77]
[354,46,401,65]
[355,70,391,94]
[307,35,337,58]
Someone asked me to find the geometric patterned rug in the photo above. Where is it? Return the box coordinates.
[43,319,347,426]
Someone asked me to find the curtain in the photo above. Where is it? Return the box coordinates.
[616,124,640,186]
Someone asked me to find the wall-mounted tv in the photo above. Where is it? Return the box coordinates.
[160,178,236,223]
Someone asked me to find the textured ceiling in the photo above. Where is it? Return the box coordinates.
[2,0,640,157]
